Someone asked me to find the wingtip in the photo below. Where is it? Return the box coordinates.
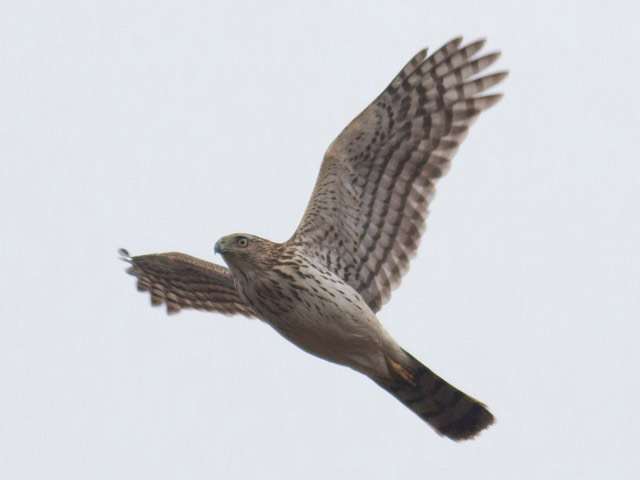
[482,51,502,65]
[477,93,504,110]
[118,248,132,262]
[450,36,464,48]
[465,37,486,51]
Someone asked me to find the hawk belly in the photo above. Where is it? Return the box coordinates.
[232,252,495,441]
[234,258,401,379]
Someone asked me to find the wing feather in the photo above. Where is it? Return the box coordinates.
[119,249,256,317]
[289,38,506,312]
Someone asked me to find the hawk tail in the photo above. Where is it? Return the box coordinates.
[374,350,494,441]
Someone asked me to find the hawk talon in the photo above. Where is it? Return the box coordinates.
[388,358,416,387]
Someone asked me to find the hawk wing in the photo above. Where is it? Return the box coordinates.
[119,249,256,317]
[289,37,506,312]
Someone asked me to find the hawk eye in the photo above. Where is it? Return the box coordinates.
[237,237,248,247]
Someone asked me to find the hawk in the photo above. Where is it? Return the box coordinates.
[121,37,506,441]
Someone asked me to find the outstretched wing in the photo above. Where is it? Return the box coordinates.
[120,249,256,317]
[289,37,506,312]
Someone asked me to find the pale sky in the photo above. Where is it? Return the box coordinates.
[2,1,639,478]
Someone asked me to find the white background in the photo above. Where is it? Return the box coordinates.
[2,1,639,478]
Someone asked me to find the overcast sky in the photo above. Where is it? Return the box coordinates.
[2,1,639,478]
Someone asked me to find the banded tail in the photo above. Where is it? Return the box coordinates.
[375,350,494,441]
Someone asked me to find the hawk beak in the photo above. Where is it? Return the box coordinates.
[214,240,225,254]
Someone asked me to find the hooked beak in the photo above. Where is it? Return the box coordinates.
[214,239,225,254]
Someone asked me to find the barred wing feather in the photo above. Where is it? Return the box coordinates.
[120,249,256,317]
[290,37,506,312]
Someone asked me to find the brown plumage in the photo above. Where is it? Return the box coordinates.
[121,37,506,441]
[118,249,256,317]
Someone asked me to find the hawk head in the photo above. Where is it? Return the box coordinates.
[214,233,279,273]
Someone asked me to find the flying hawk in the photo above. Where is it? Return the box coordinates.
[121,37,506,441]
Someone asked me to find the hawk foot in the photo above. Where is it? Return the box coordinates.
[388,357,416,387]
